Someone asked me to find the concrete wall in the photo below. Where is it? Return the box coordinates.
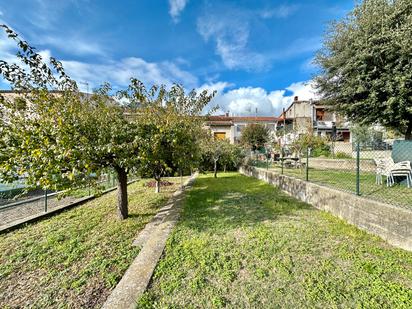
[239,166,412,251]
[285,101,312,118]
[206,125,234,143]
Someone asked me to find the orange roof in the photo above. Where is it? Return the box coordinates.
[206,115,280,122]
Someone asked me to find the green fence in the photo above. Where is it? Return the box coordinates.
[0,173,139,227]
[250,141,412,209]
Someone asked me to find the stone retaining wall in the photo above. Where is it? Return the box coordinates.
[239,166,412,251]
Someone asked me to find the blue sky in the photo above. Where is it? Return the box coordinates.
[0,0,354,116]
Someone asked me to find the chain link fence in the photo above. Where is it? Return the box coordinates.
[0,172,138,228]
[249,140,412,209]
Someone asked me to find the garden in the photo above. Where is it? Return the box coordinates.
[0,178,184,307]
[138,173,412,308]
[0,0,412,307]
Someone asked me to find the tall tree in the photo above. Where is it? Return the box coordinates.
[240,123,269,151]
[315,0,412,139]
[0,25,139,219]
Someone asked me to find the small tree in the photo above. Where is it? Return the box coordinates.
[315,0,412,139]
[240,123,269,151]
[290,133,330,160]
[220,142,245,172]
[200,136,226,178]
[199,136,244,177]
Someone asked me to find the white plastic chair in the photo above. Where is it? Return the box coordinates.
[374,158,412,188]
[374,158,394,186]
[390,161,412,188]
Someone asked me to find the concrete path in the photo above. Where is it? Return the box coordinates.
[102,173,198,309]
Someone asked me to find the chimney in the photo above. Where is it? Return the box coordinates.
[225,111,229,117]
[294,96,299,102]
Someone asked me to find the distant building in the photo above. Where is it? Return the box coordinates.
[282,96,351,142]
[205,113,279,144]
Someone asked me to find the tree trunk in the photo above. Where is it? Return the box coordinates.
[180,168,183,189]
[214,159,218,178]
[223,165,226,173]
[115,167,128,220]
[405,120,412,140]
[154,175,161,193]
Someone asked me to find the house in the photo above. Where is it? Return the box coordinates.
[205,114,279,144]
[282,96,351,142]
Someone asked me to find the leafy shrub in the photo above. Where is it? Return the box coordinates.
[311,145,331,157]
[291,133,331,157]
[335,151,352,159]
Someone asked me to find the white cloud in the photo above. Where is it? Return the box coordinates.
[197,13,267,71]
[0,26,198,92]
[287,81,319,101]
[25,0,88,29]
[169,0,189,23]
[41,35,106,57]
[0,29,18,64]
[208,81,319,117]
[196,81,232,95]
[260,5,299,19]
[196,5,313,72]
[62,57,198,92]
[0,28,52,77]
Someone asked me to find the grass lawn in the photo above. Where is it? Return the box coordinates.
[268,165,412,208]
[0,178,183,308]
[139,173,412,308]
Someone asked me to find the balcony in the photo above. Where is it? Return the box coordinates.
[315,121,335,129]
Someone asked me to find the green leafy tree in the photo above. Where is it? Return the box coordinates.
[200,136,244,177]
[200,136,226,178]
[120,79,214,192]
[315,0,412,139]
[219,142,245,172]
[0,25,140,220]
[240,123,269,151]
[291,133,330,159]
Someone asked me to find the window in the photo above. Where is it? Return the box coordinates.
[214,132,226,140]
[316,109,325,121]
[236,125,245,132]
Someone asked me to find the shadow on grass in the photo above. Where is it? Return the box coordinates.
[177,173,313,233]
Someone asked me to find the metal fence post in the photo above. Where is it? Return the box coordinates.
[356,142,360,196]
[306,147,309,181]
[44,190,48,212]
[281,157,284,175]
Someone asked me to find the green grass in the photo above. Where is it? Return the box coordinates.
[268,165,412,208]
[0,178,183,308]
[138,173,412,308]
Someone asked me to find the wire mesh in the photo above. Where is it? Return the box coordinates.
[250,140,412,209]
[0,172,140,228]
